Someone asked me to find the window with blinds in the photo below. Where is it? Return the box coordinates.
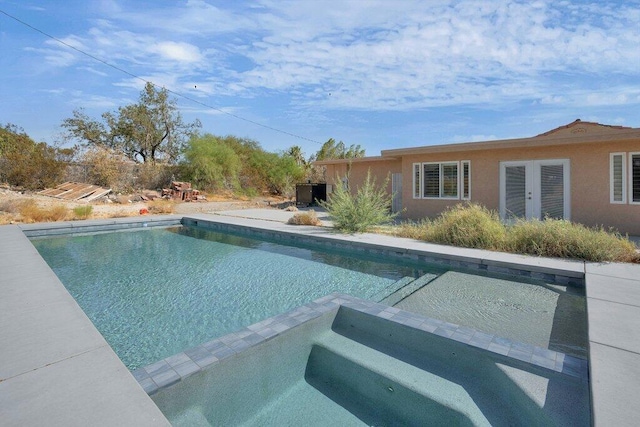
[632,153,640,204]
[413,163,421,198]
[540,164,564,219]
[412,161,467,199]
[610,153,626,204]
[504,165,526,220]
[423,164,441,198]
[462,161,470,200]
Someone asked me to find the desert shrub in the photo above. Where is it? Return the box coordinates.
[136,163,175,190]
[287,210,322,226]
[148,199,176,214]
[390,204,638,263]
[320,170,397,233]
[72,205,93,220]
[18,200,68,223]
[1,124,70,190]
[0,198,21,214]
[422,203,506,250]
[80,147,132,191]
[505,218,639,263]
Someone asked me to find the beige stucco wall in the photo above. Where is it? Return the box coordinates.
[403,140,640,235]
[322,159,402,195]
[323,137,640,235]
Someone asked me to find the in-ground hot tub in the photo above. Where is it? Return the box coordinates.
[149,296,590,426]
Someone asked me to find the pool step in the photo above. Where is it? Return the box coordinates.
[319,306,565,426]
[309,331,495,426]
[369,276,415,302]
[379,272,438,306]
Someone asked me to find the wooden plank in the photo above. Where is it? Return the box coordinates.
[37,182,111,201]
[82,188,112,202]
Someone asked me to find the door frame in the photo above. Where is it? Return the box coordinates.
[499,159,571,221]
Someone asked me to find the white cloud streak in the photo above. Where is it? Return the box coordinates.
[34,0,640,112]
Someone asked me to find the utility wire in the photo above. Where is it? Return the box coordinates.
[0,9,323,145]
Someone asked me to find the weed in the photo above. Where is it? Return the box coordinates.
[18,199,68,223]
[391,204,639,263]
[72,205,93,220]
[148,199,176,214]
[287,210,322,226]
[422,203,506,250]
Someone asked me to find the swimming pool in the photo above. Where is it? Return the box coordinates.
[31,226,438,369]
[32,224,587,370]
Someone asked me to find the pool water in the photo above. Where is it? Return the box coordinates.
[31,226,433,369]
[32,225,587,371]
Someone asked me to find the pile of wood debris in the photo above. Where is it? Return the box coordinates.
[37,182,111,202]
[161,181,206,202]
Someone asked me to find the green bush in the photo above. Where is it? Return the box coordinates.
[1,124,70,190]
[320,170,397,233]
[422,203,506,250]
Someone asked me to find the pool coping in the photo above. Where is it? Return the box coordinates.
[2,213,639,425]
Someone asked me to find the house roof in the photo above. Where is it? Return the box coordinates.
[313,155,398,166]
[377,119,640,157]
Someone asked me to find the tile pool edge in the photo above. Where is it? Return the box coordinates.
[183,214,586,287]
[18,214,182,237]
[134,293,589,397]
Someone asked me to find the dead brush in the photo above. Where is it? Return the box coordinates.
[18,199,69,223]
[148,199,176,214]
[287,210,322,226]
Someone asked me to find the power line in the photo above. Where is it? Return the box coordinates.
[0,8,323,145]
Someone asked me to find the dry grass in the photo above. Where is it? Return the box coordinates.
[18,199,69,223]
[148,199,176,214]
[287,210,322,226]
[391,203,639,263]
[505,219,639,263]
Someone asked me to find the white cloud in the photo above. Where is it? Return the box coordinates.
[148,41,203,64]
[28,0,640,113]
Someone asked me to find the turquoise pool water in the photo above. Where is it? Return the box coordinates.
[32,226,435,370]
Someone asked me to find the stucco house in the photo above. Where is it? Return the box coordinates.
[315,120,640,235]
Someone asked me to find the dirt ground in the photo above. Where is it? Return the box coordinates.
[0,186,292,224]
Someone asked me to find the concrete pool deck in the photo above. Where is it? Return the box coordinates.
[1,211,639,425]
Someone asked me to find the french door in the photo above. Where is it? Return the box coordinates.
[500,160,570,222]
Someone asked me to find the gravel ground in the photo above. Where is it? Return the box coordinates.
[0,186,292,224]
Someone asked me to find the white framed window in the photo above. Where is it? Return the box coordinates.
[610,153,626,204]
[413,163,421,198]
[462,160,471,200]
[413,161,468,200]
[631,152,640,205]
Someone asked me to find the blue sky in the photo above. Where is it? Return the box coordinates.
[1,0,639,158]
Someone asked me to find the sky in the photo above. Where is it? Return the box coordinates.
[1,0,639,158]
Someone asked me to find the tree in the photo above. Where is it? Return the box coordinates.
[181,134,242,191]
[285,145,306,166]
[62,82,201,164]
[180,133,305,196]
[0,124,72,189]
[313,138,365,161]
